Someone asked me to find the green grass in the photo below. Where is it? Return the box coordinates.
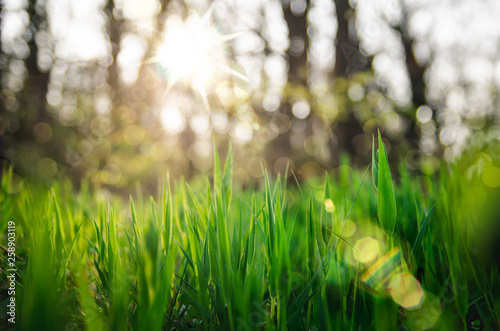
[1,137,500,330]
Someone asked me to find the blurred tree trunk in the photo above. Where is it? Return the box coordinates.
[268,0,311,171]
[282,2,309,86]
[402,35,425,147]
[0,3,7,160]
[332,0,369,163]
[25,0,49,122]
[334,0,350,77]
[334,0,371,77]
[398,8,426,149]
[7,0,49,164]
[1,1,53,164]
[404,40,426,107]
[23,1,64,165]
[105,0,122,97]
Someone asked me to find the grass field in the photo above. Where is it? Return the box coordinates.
[1,135,500,330]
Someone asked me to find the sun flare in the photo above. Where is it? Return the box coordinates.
[154,10,235,105]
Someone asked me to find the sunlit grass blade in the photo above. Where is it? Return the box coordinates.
[372,134,379,190]
[376,130,397,236]
[411,205,435,265]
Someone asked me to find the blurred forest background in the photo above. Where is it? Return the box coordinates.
[1,0,500,191]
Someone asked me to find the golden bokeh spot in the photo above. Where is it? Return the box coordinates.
[354,236,381,264]
[389,272,425,310]
[123,125,146,146]
[482,165,500,188]
[216,81,248,108]
[324,198,335,213]
[342,219,357,237]
[151,142,172,162]
[100,164,122,185]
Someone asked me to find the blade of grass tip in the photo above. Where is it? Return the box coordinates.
[265,172,275,253]
[232,205,240,267]
[377,130,397,236]
[124,230,138,266]
[273,173,281,204]
[317,172,330,253]
[186,183,207,228]
[150,195,159,227]
[411,205,435,264]
[58,221,84,283]
[51,189,65,256]
[335,164,370,250]
[286,202,300,248]
[213,139,222,195]
[372,134,378,190]
[130,196,140,253]
[320,171,331,224]
[163,174,173,254]
[223,143,233,208]
[247,203,267,243]
[93,219,106,259]
[235,198,243,263]
[85,235,101,259]
[306,195,317,278]
[290,169,304,197]
[130,195,138,227]
[174,237,195,270]
[201,227,210,279]
[282,161,290,206]
[248,196,257,258]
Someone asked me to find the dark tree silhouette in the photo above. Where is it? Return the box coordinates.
[332,0,370,162]
[4,0,54,165]
[395,5,427,150]
[265,0,312,172]
[283,2,309,86]
[105,0,122,96]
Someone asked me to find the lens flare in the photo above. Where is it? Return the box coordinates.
[388,272,425,310]
[353,236,381,264]
[155,12,226,90]
[152,8,245,110]
[361,247,403,294]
